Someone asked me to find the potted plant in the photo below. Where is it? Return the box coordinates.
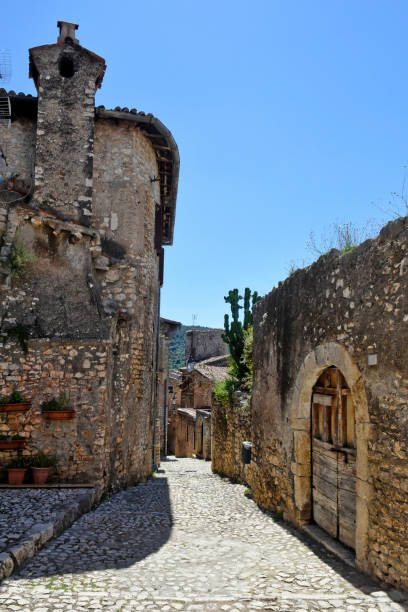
[7,455,31,485]
[0,390,31,413]
[41,392,75,420]
[31,451,57,484]
[0,433,27,450]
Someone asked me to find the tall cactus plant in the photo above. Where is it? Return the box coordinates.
[222,288,260,382]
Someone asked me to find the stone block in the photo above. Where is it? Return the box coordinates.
[293,430,310,465]
[0,552,14,579]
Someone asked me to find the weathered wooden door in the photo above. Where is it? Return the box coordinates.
[312,366,356,549]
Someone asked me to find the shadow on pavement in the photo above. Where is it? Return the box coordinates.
[12,476,172,580]
[267,513,406,607]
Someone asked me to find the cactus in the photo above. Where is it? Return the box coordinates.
[222,288,260,383]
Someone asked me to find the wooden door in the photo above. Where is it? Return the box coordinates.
[312,366,356,549]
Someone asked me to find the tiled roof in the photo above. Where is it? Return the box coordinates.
[177,407,196,420]
[0,88,35,98]
[193,354,230,382]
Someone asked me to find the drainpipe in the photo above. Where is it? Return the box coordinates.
[152,290,161,472]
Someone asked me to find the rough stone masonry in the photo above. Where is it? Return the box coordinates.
[246,216,408,590]
[0,21,179,490]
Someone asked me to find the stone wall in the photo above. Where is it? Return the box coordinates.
[185,329,227,362]
[0,118,36,194]
[0,339,108,483]
[195,409,211,460]
[211,392,251,483]
[249,216,408,589]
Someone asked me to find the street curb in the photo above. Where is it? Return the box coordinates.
[0,485,102,580]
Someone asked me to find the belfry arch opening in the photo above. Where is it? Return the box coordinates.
[59,55,75,78]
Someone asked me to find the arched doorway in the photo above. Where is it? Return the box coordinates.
[311,366,356,549]
[290,342,372,571]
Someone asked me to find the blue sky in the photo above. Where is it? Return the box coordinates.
[2,1,407,327]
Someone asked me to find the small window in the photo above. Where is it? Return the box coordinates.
[59,55,75,78]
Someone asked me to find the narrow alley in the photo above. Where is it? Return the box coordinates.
[0,458,405,611]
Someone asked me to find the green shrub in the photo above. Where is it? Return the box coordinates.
[8,455,31,469]
[41,392,72,412]
[9,390,22,403]
[214,378,237,407]
[8,240,35,278]
[6,323,31,353]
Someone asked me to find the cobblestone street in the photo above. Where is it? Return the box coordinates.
[0,457,406,611]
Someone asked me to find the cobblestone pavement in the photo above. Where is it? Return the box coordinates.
[0,488,94,553]
[0,457,407,611]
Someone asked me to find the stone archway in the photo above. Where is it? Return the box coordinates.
[290,342,372,570]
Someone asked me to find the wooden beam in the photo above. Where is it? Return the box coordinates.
[313,386,350,396]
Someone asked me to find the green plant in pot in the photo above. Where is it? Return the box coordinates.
[0,390,21,404]
[31,451,57,485]
[0,390,31,412]
[7,455,32,485]
[41,393,75,419]
[0,433,26,449]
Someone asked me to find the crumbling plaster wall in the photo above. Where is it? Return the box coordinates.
[249,216,408,589]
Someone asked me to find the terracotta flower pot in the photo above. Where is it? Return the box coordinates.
[0,402,31,413]
[8,468,27,485]
[43,410,75,420]
[0,439,26,450]
[31,467,49,485]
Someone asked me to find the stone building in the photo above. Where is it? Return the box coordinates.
[175,407,196,458]
[174,354,229,458]
[0,22,179,490]
[157,318,181,458]
[180,355,229,410]
[195,407,212,460]
[185,328,228,363]
[212,216,408,589]
[167,370,182,455]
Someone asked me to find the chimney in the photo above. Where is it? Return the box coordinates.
[57,21,79,44]
[29,22,106,225]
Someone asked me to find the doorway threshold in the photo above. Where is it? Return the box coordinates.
[301,524,355,568]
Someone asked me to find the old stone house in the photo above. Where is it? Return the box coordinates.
[212,216,408,590]
[175,407,197,458]
[185,328,227,364]
[157,318,181,458]
[167,370,182,455]
[0,22,179,490]
[174,354,229,458]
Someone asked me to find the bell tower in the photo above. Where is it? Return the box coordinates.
[29,21,106,225]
